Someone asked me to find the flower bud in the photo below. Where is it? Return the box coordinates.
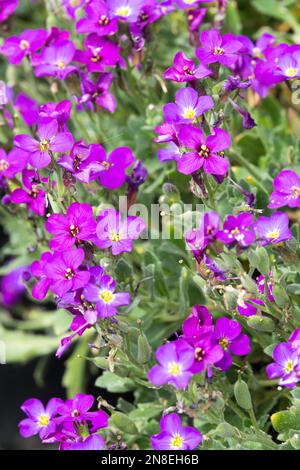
[234,380,253,411]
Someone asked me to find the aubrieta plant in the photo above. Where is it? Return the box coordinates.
[1,0,300,452]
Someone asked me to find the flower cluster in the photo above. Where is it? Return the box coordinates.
[148,305,251,389]
[266,329,300,388]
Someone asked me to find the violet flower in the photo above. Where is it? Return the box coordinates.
[217,212,255,247]
[62,0,85,20]
[10,169,47,216]
[253,212,292,246]
[158,142,181,163]
[266,342,300,388]
[151,413,202,450]
[58,141,103,184]
[95,208,145,255]
[76,0,118,36]
[14,93,39,127]
[185,211,220,255]
[19,398,62,440]
[45,202,96,252]
[237,296,264,317]
[257,274,274,302]
[31,252,54,300]
[75,34,120,73]
[56,393,108,432]
[107,0,144,23]
[0,265,28,307]
[178,125,230,176]
[34,40,77,80]
[164,88,214,124]
[38,100,72,130]
[77,73,117,113]
[96,146,135,190]
[268,169,300,209]
[189,332,224,374]
[148,339,195,389]
[0,0,19,22]
[182,305,214,342]
[196,29,242,68]
[214,317,250,371]
[163,52,211,83]
[0,29,47,64]
[14,118,74,169]
[68,434,105,450]
[0,147,28,179]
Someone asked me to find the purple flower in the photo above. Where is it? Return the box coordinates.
[182,305,214,342]
[158,142,181,163]
[190,332,224,374]
[68,434,105,450]
[187,8,207,33]
[148,339,195,389]
[75,34,120,73]
[14,93,39,127]
[163,52,211,82]
[196,29,242,68]
[229,99,256,129]
[186,211,220,255]
[10,169,47,216]
[164,88,214,124]
[0,29,47,64]
[62,0,85,20]
[34,40,77,80]
[151,413,202,450]
[0,265,28,307]
[39,100,72,130]
[0,147,28,179]
[14,118,74,169]
[107,0,144,23]
[83,271,130,318]
[217,212,255,247]
[154,121,181,144]
[31,252,54,300]
[45,202,96,252]
[253,212,292,246]
[97,146,135,190]
[214,317,250,371]
[268,169,300,209]
[126,159,148,191]
[19,398,62,440]
[0,0,18,22]
[45,248,90,297]
[237,296,263,317]
[58,141,102,184]
[56,393,108,432]
[178,126,230,176]
[266,342,300,388]
[76,1,118,36]
[77,73,117,113]
[95,208,145,255]
[257,274,274,302]
[223,76,251,93]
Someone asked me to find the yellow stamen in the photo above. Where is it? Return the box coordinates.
[39,139,50,153]
[183,108,196,120]
[57,61,65,69]
[267,230,279,240]
[219,338,229,351]
[285,360,294,373]
[109,230,121,242]
[38,414,50,427]
[116,6,131,17]
[213,46,224,55]
[99,289,113,304]
[171,434,184,449]
[285,67,298,78]
[168,362,181,376]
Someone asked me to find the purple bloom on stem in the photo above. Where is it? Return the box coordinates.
[97,146,135,190]
[126,159,148,190]
[178,126,230,176]
[34,40,77,80]
[14,93,39,127]
[268,169,300,209]
[158,142,181,163]
[76,0,118,36]
[45,202,96,252]
[257,274,274,302]
[217,212,255,247]
[95,208,145,255]
[31,252,54,300]
[266,342,300,388]
[196,29,242,68]
[190,332,224,374]
[57,393,108,431]
[10,169,47,216]
[289,328,300,351]
[182,305,214,343]
[45,248,90,297]
[14,118,74,169]
[237,296,263,317]
[83,271,130,318]
[58,141,103,183]
[164,88,214,124]
[185,211,220,255]
[0,265,28,307]
[214,317,250,371]
[151,413,202,450]
[19,398,62,440]
[154,121,181,144]
[0,147,28,179]
[39,100,72,130]
[68,434,105,450]
[148,339,195,389]
[78,73,117,113]
[75,34,120,73]
[164,52,211,82]
[0,29,47,64]
[253,212,292,246]
[107,0,144,23]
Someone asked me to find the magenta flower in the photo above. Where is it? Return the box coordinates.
[148,339,195,389]
[83,271,130,318]
[58,141,104,183]
[45,202,96,252]
[0,265,28,307]
[19,398,62,440]
[68,434,105,450]
[213,317,250,371]
[0,147,28,179]
[78,73,117,113]
[45,248,90,297]
[151,413,202,450]
[196,29,242,68]
[97,146,135,190]
[182,305,214,342]
[187,8,207,32]
[158,142,181,163]
[0,0,18,22]
[75,34,120,73]
[10,169,47,216]
[164,88,214,124]
[164,52,211,82]
[34,40,77,80]
[253,212,292,246]
[95,208,145,255]
[31,251,54,300]
[268,169,300,209]
[257,274,274,302]
[76,1,118,36]
[190,332,224,374]
[266,343,300,388]
[14,118,74,169]
[217,212,255,247]
[0,29,47,64]
[39,100,72,130]
[185,211,220,255]
[107,0,144,23]
[237,296,263,317]
[62,0,85,19]
[56,393,108,432]
[272,51,300,81]
[14,93,39,127]
[178,126,230,176]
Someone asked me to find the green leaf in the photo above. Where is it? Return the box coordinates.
[110,412,138,435]
[62,339,89,398]
[95,371,135,393]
